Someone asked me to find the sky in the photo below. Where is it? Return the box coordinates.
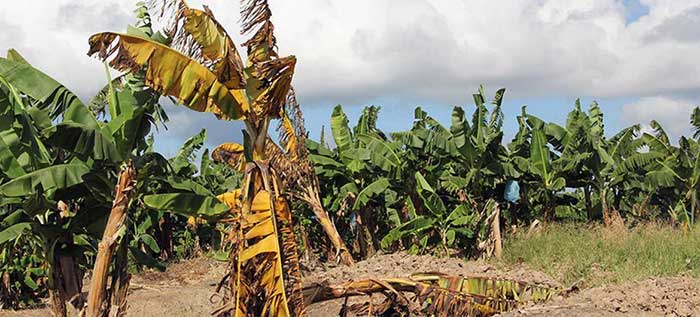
[1,0,700,156]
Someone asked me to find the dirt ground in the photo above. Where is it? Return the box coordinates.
[502,275,700,316]
[2,253,699,316]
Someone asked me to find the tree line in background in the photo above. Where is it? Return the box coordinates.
[0,0,699,315]
[303,87,700,261]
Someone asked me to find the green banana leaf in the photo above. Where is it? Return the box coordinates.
[415,172,446,215]
[44,121,122,163]
[352,178,391,210]
[0,222,31,244]
[0,164,90,197]
[330,105,353,153]
[0,55,84,119]
[143,193,230,218]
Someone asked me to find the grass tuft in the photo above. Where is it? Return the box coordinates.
[501,223,700,287]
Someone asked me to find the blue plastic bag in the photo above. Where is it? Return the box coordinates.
[504,179,520,203]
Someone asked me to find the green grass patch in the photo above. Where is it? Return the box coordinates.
[501,223,700,287]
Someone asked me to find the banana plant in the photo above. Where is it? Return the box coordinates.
[552,101,643,225]
[0,4,187,315]
[0,50,111,316]
[308,105,403,258]
[89,0,308,315]
[638,115,700,226]
[136,129,242,262]
[391,88,511,220]
[201,93,357,265]
[381,172,476,256]
[508,107,574,221]
[448,87,509,199]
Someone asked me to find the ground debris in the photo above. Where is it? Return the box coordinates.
[2,255,700,317]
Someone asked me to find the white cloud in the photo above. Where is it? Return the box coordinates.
[621,96,697,138]
[4,0,699,103]
[263,0,700,104]
[3,0,700,147]
[0,0,133,101]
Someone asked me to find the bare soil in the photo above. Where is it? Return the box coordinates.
[502,275,700,317]
[0,257,227,317]
[2,253,699,316]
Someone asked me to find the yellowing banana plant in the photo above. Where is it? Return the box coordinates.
[88,0,306,316]
[302,273,560,316]
[87,33,249,120]
[212,143,246,171]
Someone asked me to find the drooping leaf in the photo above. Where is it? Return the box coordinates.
[0,56,84,119]
[44,121,122,163]
[0,77,52,168]
[0,222,31,244]
[0,164,90,197]
[143,193,231,218]
[380,216,434,249]
[415,172,446,215]
[357,134,401,173]
[87,32,248,120]
[140,233,161,253]
[352,178,391,210]
[212,142,245,169]
[174,6,246,89]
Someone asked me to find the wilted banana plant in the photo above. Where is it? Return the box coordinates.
[88,0,311,315]
[302,272,559,316]
[210,93,355,265]
[275,93,355,265]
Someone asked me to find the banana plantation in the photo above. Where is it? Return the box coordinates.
[1,1,699,317]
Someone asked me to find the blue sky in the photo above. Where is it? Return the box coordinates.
[299,95,636,146]
[2,0,699,157]
[624,0,650,23]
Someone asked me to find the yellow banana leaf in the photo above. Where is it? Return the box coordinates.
[87,32,249,120]
[178,7,246,89]
[411,273,558,304]
[279,114,298,159]
[251,190,271,212]
[236,189,290,317]
[244,218,273,239]
[212,142,245,170]
[217,189,242,211]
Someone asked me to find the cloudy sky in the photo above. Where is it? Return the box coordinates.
[2,0,699,155]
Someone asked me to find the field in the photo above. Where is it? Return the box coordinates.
[2,224,699,316]
[2,0,700,316]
